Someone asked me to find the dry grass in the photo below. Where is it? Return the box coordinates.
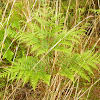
[0,0,100,100]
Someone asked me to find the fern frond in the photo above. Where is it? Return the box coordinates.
[58,50,100,81]
[1,56,51,90]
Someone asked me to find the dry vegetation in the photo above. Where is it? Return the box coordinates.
[0,0,100,100]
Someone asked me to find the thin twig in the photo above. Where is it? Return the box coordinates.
[77,78,100,99]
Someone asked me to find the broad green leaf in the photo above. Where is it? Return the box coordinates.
[3,49,14,61]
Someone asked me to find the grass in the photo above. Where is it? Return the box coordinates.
[0,0,100,100]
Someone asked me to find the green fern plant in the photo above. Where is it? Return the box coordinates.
[58,51,100,81]
[17,7,64,57]
[0,5,100,91]
[0,56,51,90]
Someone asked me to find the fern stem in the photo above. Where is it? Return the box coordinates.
[1,1,9,23]
[6,80,22,100]
[1,0,16,61]
[64,0,71,28]
[83,17,99,52]
[90,37,100,52]
[12,42,20,64]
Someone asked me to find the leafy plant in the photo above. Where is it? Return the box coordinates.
[58,51,100,82]
[0,1,100,94]
[0,56,51,90]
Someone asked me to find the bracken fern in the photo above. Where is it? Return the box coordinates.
[0,6,100,91]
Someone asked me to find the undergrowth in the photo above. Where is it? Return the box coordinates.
[0,0,100,100]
